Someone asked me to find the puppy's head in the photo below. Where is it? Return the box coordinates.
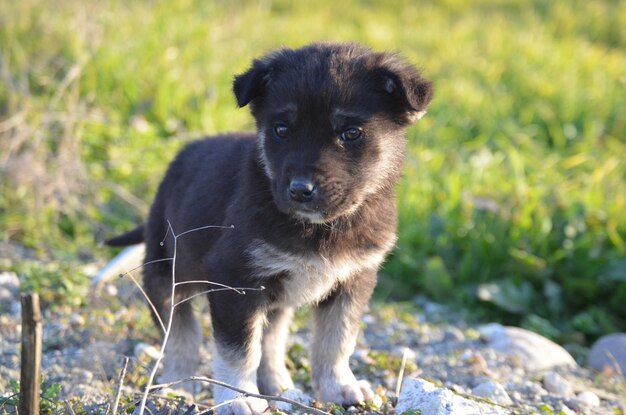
[234,43,432,223]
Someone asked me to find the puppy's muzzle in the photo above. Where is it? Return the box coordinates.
[289,178,317,203]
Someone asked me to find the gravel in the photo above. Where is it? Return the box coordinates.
[1,275,625,414]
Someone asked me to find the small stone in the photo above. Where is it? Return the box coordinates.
[587,333,626,374]
[518,380,548,400]
[352,348,373,364]
[574,391,600,407]
[397,378,510,415]
[471,380,513,406]
[479,323,576,371]
[134,342,160,360]
[543,371,573,397]
[443,327,465,342]
[69,313,85,328]
[10,302,21,316]
[0,287,13,302]
[105,284,119,297]
[556,404,576,415]
[370,393,383,409]
[0,272,20,289]
[509,391,522,403]
[272,388,314,412]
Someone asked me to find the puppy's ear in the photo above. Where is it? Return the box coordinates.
[233,58,273,108]
[379,61,433,124]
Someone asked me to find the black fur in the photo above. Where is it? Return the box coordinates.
[107,42,432,411]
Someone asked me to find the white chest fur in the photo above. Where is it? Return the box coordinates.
[246,237,395,307]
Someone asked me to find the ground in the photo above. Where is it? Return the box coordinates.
[0,273,624,414]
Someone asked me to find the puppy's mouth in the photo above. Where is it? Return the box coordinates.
[291,208,327,224]
[281,199,360,224]
[274,197,330,224]
[270,178,361,224]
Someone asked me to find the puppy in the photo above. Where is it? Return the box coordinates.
[107,42,432,415]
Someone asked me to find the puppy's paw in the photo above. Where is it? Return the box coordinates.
[341,379,375,405]
[215,396,268,415]
[214,381,268,415]
[257,366,294,396]
[318,378,374,406]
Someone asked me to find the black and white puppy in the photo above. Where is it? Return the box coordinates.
[107,42,432,415]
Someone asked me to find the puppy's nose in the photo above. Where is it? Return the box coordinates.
[289,179,316,203]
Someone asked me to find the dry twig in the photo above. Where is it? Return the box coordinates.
[153,376,331,415]
[395,347,409,397]
[111,356,130,415]
[117,221,270,415]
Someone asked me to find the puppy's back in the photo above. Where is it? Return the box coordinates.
[144,134,256,260]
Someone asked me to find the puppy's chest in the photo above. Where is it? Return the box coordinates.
[246,239,392,307]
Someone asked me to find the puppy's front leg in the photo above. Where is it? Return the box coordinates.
[209,291,268,415]
[258,307,295,395]
[311,270,377,405]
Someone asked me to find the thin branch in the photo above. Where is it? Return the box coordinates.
[173,286,266,308]
[111,356,129,415]
[0,393,18,410]
[606,351,625,381]
[395,347,409,397]
[64,400,77,415]
[117,219,262,415]
[200,397,243,414]
[131,392,212,410]
[138,221,179,415]
[121,257,174,277]
[121,270,166,334]
[175,224,234,239]
[152,377,331,415]
[174,279,247,294]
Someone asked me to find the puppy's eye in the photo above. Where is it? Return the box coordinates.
[273,123,289,140]
[340,127,363,142]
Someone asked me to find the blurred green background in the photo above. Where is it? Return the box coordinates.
[1,0,625,345]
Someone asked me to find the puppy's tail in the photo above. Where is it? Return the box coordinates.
[105,225,145,247]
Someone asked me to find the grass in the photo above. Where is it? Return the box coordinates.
[1,0,625,343]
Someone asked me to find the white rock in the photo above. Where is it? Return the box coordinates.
[557,404,576,415]
[105,284,119,297]
[574,391,600,407]
[272,388,313,412]
[397,378,510,415]
[134,342,161,360]
[588,333,626,374]
[0,287,13,302]
[472,380,513,406]
[509,391,522,403]
[370,394,383,409]
[479,324,576,371]
[0,272,20,289]
[69,313,85,327]
[543,371,573,397]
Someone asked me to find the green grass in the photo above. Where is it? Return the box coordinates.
[1,0,625,343]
